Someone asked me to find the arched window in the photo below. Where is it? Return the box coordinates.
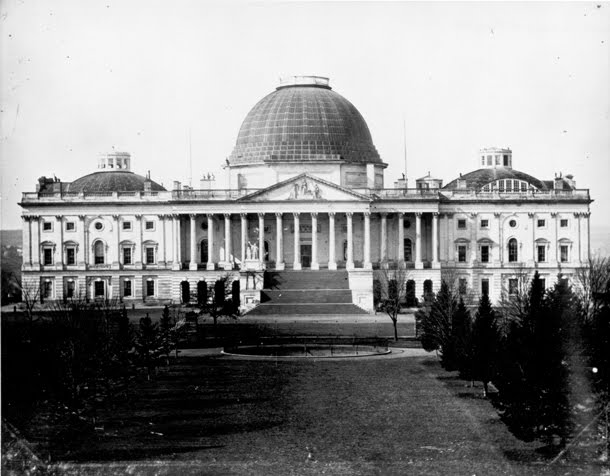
[197,281,207,306]
[264,241,270,261]
[200,239,208,263]
[508,238,518,262]
[404,239,412,262]
[423,279,433,296]
[406,280,417,306]
[181,281,190,304]
[94,240,105,264]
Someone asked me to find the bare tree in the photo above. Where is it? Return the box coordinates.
[575,255,610,322]
[198,274,240,326]
[496,264,532,338]
[9,273,40,323]
[375,266,409,341]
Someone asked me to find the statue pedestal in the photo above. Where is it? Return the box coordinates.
[243,259,264,271]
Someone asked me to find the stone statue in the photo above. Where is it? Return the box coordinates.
[251,242,259,260]
[246,242,252,260]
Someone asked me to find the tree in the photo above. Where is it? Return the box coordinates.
[375,266,409,341]
[575,256,610,323]
[9,273,40,323]
[416,280,458,370]
[472,293,497,396]
[198,275,240,326]
[134,314,163,381]
[452,297,474,383]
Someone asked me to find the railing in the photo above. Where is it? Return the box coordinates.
[171,189,262,200]
[441,189,590,200]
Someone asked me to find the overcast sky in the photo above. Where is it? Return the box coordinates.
[1,1,609,240]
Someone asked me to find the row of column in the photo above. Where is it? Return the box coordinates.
[184,211,438,270]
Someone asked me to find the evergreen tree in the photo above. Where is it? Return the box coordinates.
[472,293,497,396]
[134,314,163,381]
[417,280,458,370]
[159,305,175,364]
[452,298,474,382]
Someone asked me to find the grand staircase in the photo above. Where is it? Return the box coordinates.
[245,270,369,316]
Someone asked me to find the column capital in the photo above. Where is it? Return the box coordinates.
[111,214,120,220]
[396,212,403,218]
[446,213,454,218]
[275,212,283,218]
[432,212,439,217]
[528,212,535,218]
[223,213,231,219]
[310,212,318,218]
[240,212,248,219]
[55,215,64,221]
[258,212,265,219]
[493,212,501,218]
[469,212,477,218]
[551,212,558,218]
[379,212,387,217]
[157,213,168,219]
[364,211,372,217]
[78,214,86,221]
[189,213,197,220]
[135,214,143,220]
[293,212,300,218]
[21,215,31,222]
[415,212,423,218]
[346,212,353,218]
[328,212,336,217]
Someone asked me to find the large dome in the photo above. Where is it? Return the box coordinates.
[68,171,166,193]
[229,76,382,166]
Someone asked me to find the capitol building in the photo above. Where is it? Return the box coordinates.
[19,76,592,313]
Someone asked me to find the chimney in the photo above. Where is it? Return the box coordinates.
[173,181,181,191]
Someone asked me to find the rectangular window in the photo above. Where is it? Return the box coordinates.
[94,281,105,297]
[43,280,53,298]
[540,279,546,290]
[458,245,467,263]
[506,180,513,192]
[43,248,53,265]
[503,155,509,166]
[459,278,467,295]
[146,247,155,264]
[537,245,546,262]
[537,219,546,228]
[146,280,155,297]
[123,280,132,297]
[145,221,155,231]
[66,248,76,265]
[66,280,75,298]
[481,245,489,263]
[480,219,489,229]
[560,219,568,228]
[508,278,518,296]
[42,221,53,231]
[481,279,489,296]
[65,221,75,231]
[560,245,569,262]
[123,248,132,265]
[122,221,132,231]
[457,219,466,229]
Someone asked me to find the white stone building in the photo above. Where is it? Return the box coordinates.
[19,76,592,312]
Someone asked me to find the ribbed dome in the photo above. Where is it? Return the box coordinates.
[68,171,166,193]
[229,77,382,165]
[443,168,547,191]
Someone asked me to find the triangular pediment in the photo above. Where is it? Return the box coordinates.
[238,174,370,202]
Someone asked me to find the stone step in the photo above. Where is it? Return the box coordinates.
[245,303,369,316]
[260,289,353,304]
[264,270,350,290]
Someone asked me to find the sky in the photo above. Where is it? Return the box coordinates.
[1,1,609,247]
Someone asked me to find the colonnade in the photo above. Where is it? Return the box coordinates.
[182,211,439,270]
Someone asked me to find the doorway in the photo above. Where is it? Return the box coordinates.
[301,244,312,268]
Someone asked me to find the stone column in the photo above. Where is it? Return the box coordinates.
[397,212,405,264]
[159,214,167,266]
[79,215,87,267]
[189,214,197,270]
[22,216,31,267]
[172,215,181,270]
[206,214,214,270]
[495,212,502,264]
[258,213,265,265]
[135,214,143,269]
[469,212,477,266]
[240,213,247,268]
[111,214,119,268]
[528,212,536,265]
[364,212,371,269]
[311,212,319,270]
[56,215,65,268]
[31,216,40,268]
[432,212,440,268]
[275,213,284,270]
[223,213,232,269]
[551,212,558,264]
[380,212,387,267]
[584,211,591,263]
[328,212,337,270]
[576,212,582,265]
[415,212,423,269]
[447,213,455,264]
[346,212,354,270]
[293,213,301,270]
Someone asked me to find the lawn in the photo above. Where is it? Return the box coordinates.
[6,351,593,475]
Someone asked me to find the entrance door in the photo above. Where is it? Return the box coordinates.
[301,244,312,268]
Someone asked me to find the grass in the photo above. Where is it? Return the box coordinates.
[7,352,597,475]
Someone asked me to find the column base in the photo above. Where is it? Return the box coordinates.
[220,262,233,270]
[380,261,389,269]
[275,262,285,270]
[172,263,181,270]
[346,262,355,270]
[328,262,337,270]
[311,262,320,270]
[397,261,406,269]
[363,262,372,270]
[189,262,198,271]
[415,262,424,269]
[432,261,441,269]
[206,262,215,270]
[293,262,302,270]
